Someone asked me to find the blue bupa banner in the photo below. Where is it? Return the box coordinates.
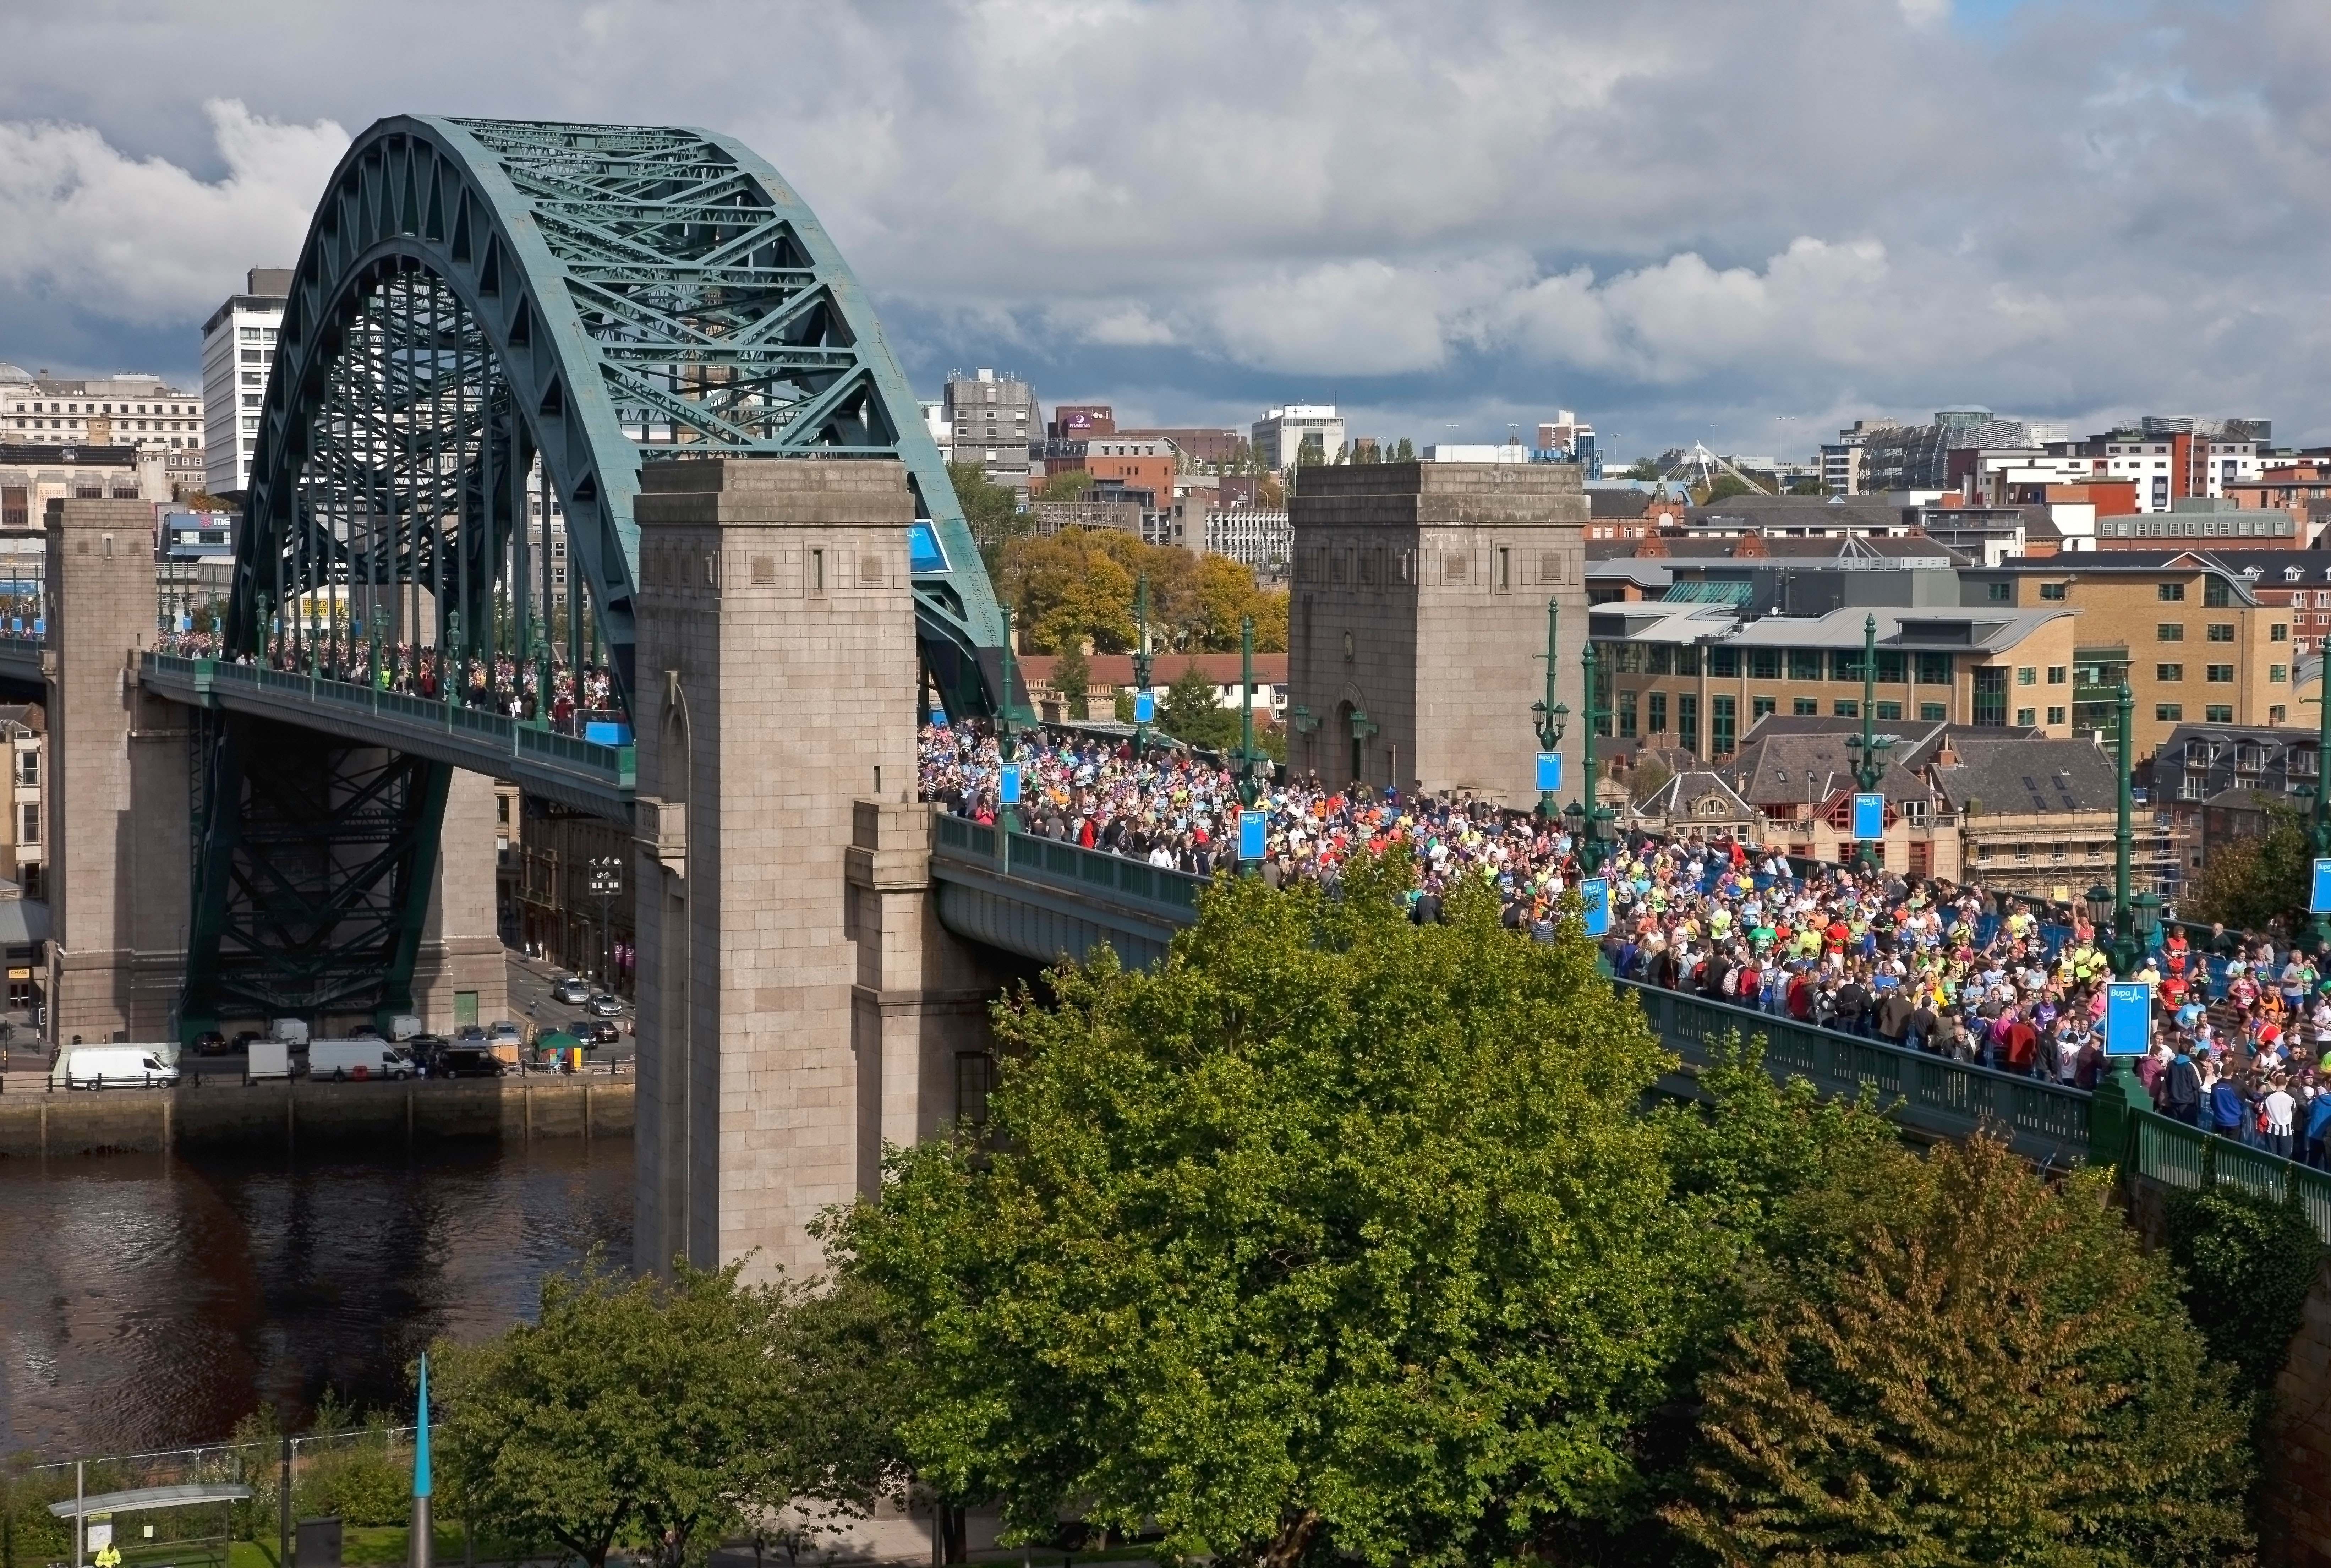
[1239,808,1267,861]
[998,763,1021,805]
[2313,858,2331,915]
[2104,981,2152,1058]
[1852,792,1886,841]
[1536,750,1563,792]
[1133,692,1155,723]
[1580,876,1611,938]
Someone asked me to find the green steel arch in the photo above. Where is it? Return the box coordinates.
[228,114,1010,716]
[190,115,1013,1039]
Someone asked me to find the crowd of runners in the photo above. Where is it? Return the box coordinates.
[154,630,622,734]
[919,718,2331,1160]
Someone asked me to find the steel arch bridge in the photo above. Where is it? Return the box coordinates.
[183,115,1011,1035]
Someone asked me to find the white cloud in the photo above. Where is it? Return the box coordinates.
[0,99,346,328]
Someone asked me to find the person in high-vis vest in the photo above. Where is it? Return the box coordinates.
[94,1542,122,1568]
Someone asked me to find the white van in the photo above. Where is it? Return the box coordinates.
[308,1038,414,1082]
[271,1018,310,1045]
[246,1038,292,1082]
[53,1046,181,1091]
[386,1015,422,1043]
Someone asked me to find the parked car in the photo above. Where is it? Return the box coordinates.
[455,1023,487,1043]
[231,1030,262,1054]
[586,992,623,1018]
[585,1021,620,1047]
[193,1031,229,1056]
[486,1020,524,1046]
[549,975,590,1006]
[432,1045,504,1079]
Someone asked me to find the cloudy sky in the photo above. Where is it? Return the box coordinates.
[3,0,2330,464]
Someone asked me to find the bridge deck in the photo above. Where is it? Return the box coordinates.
[136,654,635,819]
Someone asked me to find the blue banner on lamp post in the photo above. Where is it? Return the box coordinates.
[2103,981,2152,1058]
[2311,858,2331,915]
[1852,792,1886,841]
[1239,808,1266,861]
[1133,692,1155,723]
[1535,751,1563,793]
[998,764,1021,805]
[1579,876,1611,938]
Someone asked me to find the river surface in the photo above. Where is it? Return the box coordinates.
[0,1139,633,1459]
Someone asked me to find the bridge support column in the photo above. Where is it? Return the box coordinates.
[631,457,936,1282]
[409,771,509,1034]
[46,497,193,1044]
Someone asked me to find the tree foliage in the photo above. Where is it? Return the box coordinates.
[2165,1184,2320,1397]
[828,858,1703,1568]
[996,529,1286,657]
[2185,799,2312,936]
[1051,642,1090,720]
[1160,659,1237,751]
[1665,1135,2256,1567]
[946,462,1027,577]
[432,1256,898,1568]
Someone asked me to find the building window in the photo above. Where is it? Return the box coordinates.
[1986,581,2011,602]
[1618,691,1638,739]
[1875,649,1905,684]
[2157,664,2184,682]
[1752,696,1776,719]
[2204,577,2232,607]
[1712,695,1735,756]
[1750,649,1780,679]
[2272,623,2290,642]
[2159,583,2187,602]
[1921,702,1947,721]
[2039,582,2067,600]
[17,803,35,845]
[2272,705,2288,724]
[13,750,32,788]
[1915,651,1952,684]
[2157,704,2184,721]
[2047,666,2066,684]
[1787,649,1822,681]
[2272,664,2289,684]
[1834,700,1859,718]
[2206,665,2234,683]
[1833,649,1867,683]
[2046,706,2066,726]
[2206,623,2235,642]
[1648,693,1667,736]
[2016,666,2037,685]
[2157,623,2184,641]
[1973,667,2008,726]
[2206,704,2234,722]
[1709,646,1739,678]
[1793,698,1818,716]
[1678,694,1698,753]
[1876,701,1902,720]
[2016,707,2037,726]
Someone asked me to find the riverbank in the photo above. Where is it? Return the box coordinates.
[0,1076,632,1158]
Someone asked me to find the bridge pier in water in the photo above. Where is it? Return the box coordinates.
[631,458,998,1282]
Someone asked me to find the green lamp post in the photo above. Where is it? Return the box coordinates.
[1530,597,1570,820]
[1131,570,1153,759]
[2313,649,2331,955]
[997,602,1021,836]
[1841,614,1896,879]
[1233,615,1262,809]
[2085,683,2161,977]
[1563,640,1615,872]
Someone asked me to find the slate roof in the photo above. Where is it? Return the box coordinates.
[1927,736,2119,816]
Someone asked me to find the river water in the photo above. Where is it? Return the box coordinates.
[0,1140,632,1459]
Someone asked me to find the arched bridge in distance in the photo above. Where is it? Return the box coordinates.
[0,116,2299,1279]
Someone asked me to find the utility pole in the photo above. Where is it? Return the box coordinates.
[1531,597,1569,820]
[588,857,623,989]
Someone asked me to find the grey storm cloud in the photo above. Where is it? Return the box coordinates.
[5,0,2331,455]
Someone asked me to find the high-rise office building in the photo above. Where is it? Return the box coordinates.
[942,368,1038,493]
[200,268,292,498]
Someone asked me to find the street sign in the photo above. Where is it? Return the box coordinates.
[1852,792,1886,841]
[930,707,947,727]
[2312,858,2331,914]
[2104,981,2152,1057]
[1580,876,1611,938]
[1535,750,1563,792]
[1134,692,1155,723]
[998,763,1021,805]
[1239,807,1267,861]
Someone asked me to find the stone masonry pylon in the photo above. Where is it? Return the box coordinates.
[630,456,942,1282]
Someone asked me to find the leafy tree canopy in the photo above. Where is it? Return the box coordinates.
[946,462,1026,578]
[2185,798,2311,937]
[829,859,1704,1568]
[2165,1183,2320,1396]
[996,529,1286,657]
[1667,1135,2256,1567]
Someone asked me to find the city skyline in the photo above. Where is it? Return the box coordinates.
[5,1,2331,458]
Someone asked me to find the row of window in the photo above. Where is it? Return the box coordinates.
[1614,693,1954,738]
[2150,664,2276,683]
[1982,579,2238,606]
[2153,705,2238,723]
[1601,644,1960,682]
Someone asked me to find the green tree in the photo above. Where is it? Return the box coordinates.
[2165,1184,2320,1397]
[1052,642,1090,721]
[1392,437,1415,461]
[947,462,1026,577]
[1665,1135,2255,1566]
[2186,799,2311,935]
[1624,457,1661,480]
[1160,659,1237,751]
[828,859,1704,1568]
[433,1255,886,1568]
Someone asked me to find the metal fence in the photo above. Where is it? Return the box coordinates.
[931,814,1211,917]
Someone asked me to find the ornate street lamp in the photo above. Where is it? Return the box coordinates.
[1840,614,1895,879]
[1131,569,1154,759]
[1233,614,1263,809]
[998,602,1022,836]
[1530,597,1569,820]
[2107,682,2143,977]
[1570,640,1615,871]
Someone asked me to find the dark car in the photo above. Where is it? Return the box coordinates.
[585,1020,619,1047]
[231,1031,261,1054]
[433,1046,504,1079]
[193,1031,229,1056]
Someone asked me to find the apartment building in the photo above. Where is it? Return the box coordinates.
[0,362,204,462]
[1966,559,2293,752]
[943,368,1038,493]
[1250,405,1345,473]
[200,268,291,497]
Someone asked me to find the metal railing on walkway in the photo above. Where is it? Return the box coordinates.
[931,814,1208,917]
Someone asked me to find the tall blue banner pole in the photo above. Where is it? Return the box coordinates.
[410,1352,432,1568]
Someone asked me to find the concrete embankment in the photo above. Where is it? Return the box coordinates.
[0,1076,633,1158]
